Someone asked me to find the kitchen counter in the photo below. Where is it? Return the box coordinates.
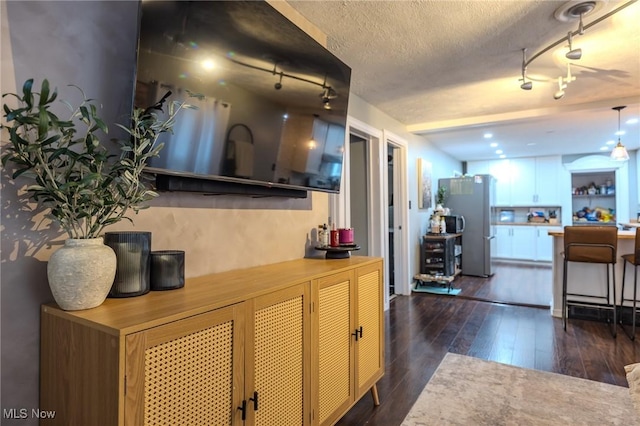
[493,222,561,226]
[548,228,636,318]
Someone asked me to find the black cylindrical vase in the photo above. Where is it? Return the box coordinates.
[150,250,185,290]
[104,231,151,297]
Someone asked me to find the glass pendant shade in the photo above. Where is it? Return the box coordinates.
[610,106,629,162]
[610,141,630,161]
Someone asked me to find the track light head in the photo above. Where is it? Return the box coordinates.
[566,31,582,60]
[519,49,532,90]
[566,48,582,60]
[274,73,283,90]
[553,76,566,100]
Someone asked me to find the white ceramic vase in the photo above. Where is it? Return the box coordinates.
[47,238,117,311]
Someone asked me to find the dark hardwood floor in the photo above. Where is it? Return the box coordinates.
[336,263,639,426]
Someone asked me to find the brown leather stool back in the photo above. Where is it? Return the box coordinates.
[564,226,617,264]
[562,226,618,337]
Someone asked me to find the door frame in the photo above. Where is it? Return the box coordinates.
[330,117,410,310]
[383,130,411,298]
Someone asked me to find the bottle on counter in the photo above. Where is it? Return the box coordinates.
[440,217,446,234]
[431,217,440,234]
[322,223,329,247]
[318,224,325,247]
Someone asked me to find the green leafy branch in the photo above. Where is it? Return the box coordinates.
[1,79,198,238]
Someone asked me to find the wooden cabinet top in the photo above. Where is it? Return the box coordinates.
[422,233,461,240]
[42,256,382,336]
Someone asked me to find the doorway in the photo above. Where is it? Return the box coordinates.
[350,134,370,255]
[329,118,410,310]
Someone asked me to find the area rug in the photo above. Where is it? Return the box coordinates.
[402,353,638,426]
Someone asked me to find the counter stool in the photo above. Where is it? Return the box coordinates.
[619,228,640,340]
[562,226,617,337]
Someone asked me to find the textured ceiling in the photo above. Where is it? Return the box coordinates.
[287,0,640,161]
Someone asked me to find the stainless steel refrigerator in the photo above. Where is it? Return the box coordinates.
[438,175,495,277]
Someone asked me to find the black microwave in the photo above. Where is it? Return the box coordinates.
[443,215,465,233]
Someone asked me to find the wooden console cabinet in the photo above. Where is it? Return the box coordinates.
[40,257,383,426]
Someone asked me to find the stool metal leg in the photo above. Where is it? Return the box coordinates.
[611,263,616,338]
[633,265,637,339]
[562,259,568,331]
[620,259,638,340]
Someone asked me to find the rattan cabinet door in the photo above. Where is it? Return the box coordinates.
[314,270,355,426]
[125,304,245,426]
[247,282,310,426]
[354,262,384,399]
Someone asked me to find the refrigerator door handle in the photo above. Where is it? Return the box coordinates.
[484,235,495,240]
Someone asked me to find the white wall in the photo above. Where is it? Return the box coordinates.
[346,95,462,279]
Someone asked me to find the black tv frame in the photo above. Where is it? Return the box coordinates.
[155,174,308,199]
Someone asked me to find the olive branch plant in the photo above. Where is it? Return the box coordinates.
[1,78,199,239]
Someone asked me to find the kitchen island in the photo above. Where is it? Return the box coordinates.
[548,228,636,318]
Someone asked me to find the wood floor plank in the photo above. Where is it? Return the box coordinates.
[335,263,639,426]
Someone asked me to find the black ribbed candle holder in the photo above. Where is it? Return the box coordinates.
[150,250,185,290]
[104,231,152,297]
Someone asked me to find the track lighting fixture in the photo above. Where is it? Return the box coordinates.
[565,31,582,60]
[610,106,630,161]
[519,49,532,90]
[228,57,339,110]
[518,0,635,100]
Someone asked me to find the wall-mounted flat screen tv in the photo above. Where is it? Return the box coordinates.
[133,0,351,195]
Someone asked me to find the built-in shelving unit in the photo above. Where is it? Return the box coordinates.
[571,171,616,225]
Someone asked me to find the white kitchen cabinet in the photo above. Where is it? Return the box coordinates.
[494,225,536,260]
[511,226,536,259]
[469,156,561,206]
[535,226,560,262]
[489,160,518,206]
[466,160,491,175]
[494,226,512,258]
[506,158,537,206]
[495,225,557,261]
[534,156,561,205]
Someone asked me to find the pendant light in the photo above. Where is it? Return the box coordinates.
[610,106,630,161]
